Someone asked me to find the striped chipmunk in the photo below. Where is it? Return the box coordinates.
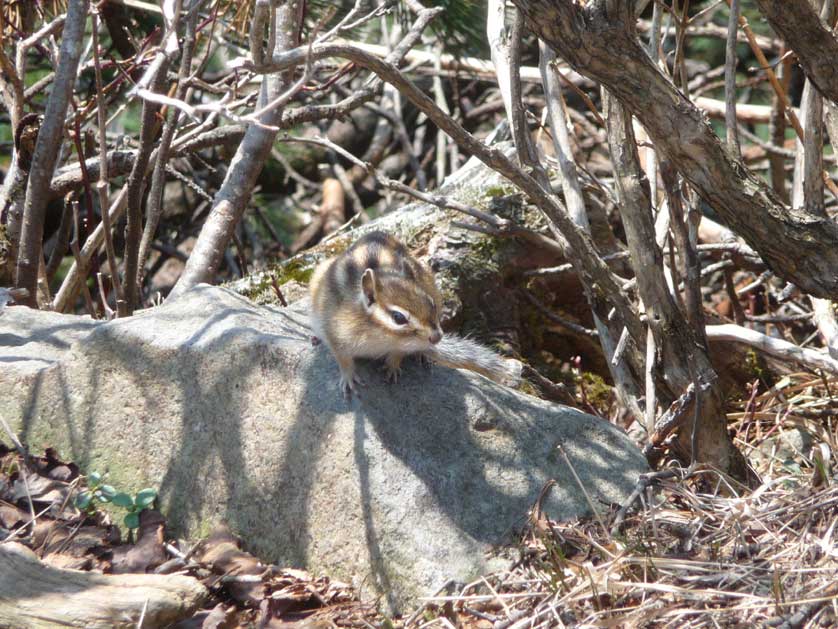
[309,231,522,398]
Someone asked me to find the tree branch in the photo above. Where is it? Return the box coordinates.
[14,0,89,307]
[166,1,304,297]
[510,0,838,299]
[754,0,838,106]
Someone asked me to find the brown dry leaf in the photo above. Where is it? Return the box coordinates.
[169,602,237,629]
[39,524,115,569]
[12,471,72,507]
[41,448,79,481]
[21,448,80,483]
[197,525,267,606]
[199,526,265,573]
[457,616,492,629]
[41,551,94,570]
[109,509,167,574]
[261,619,335,629]
[29,518,64,551]
[46,464,75,482]
[0,501,29,529]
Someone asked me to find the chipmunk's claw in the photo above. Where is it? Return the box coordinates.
[384,354,404,384]
[339,371,364,400]
[385,365,402,384]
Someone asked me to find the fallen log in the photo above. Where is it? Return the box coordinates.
[0,542,207,629]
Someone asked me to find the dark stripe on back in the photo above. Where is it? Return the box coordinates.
[335,257,360,300]
[363,245,380,273]
[349,230,415,279]
[401,258,418,281]
[355,231,391,249]
[325,257,343,299]
[355,231,407,257]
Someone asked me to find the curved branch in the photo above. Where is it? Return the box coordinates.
[754,0,838,106]
[48,127,247,200]
[509,0,838,299]
[250,42,644,344]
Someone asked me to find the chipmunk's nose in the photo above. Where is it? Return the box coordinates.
[429,328,442,345]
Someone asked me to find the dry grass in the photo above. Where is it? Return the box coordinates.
[410,374,838,628]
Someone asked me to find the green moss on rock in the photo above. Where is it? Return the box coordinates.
[578,371,612,410]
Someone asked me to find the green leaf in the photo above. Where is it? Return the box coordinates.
[98,484,117,499]
[782,459,803,475]
[111,493,135,508]
[95,491,111,503]
[75,491,92,510]
[88,472,102,486]
[135,488,157,509]
[124,512,140,529]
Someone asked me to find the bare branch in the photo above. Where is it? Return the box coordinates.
[723,0,740,157]
[15,0,89,307]
[707,324,838,374]
[12,13,67,130]
[754,0,838,105]
[91,8,126,315]
[123,67,168,314]
[138,0,202,284]
[167,0,306,297]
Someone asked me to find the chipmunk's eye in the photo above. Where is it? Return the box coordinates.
[390,310,408,325]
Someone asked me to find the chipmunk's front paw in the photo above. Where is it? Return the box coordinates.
[384,354,403,384]
[419,353,434,369]
[338,370,364,399]
[384,364,402,384]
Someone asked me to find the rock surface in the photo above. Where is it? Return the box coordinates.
[0,285,648,610]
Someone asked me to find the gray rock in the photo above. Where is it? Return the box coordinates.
[0,285,648,611]
[752,427,816,471]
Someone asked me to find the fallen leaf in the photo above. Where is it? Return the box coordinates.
[0,501,30,530]
[198,525,267,606]
[12,472,71,506]
[110,509,167,573]
[169,603,237,629]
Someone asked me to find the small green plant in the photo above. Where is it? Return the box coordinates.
[75,472,158,530]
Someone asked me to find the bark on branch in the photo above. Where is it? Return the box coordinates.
[510,0,838,300]
[167,1,305,297]
[0,542,206,628]
[603,92,746,477]
[14,0,89,306]
[754,0,838,107]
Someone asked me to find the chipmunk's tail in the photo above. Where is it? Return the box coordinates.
[426,334,522,387]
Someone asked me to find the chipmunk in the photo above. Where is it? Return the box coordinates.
[309,230,521,397]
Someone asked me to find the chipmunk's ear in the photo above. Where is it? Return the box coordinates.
[361,268,377,308]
